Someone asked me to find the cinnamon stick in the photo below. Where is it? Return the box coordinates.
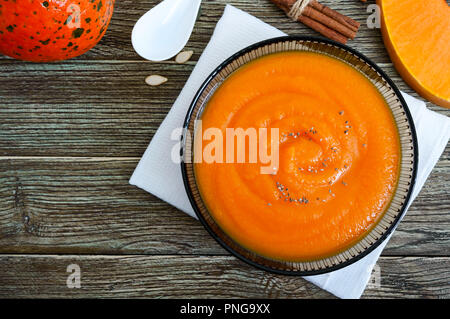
[298,14,348,44]
[309,0,360,32]
[270,0,360,44]
[303,6,357,39]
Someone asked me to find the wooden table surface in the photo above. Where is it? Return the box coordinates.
[0,0,449,299]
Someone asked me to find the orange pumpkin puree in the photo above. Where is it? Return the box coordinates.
[194,52,400,262]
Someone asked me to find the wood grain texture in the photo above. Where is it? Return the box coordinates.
[0,0,449,298]
[0,62,448,157]
[0,255,448,298]
[0,157,448,256]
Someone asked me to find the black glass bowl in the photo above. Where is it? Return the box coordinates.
[181,36,418,276]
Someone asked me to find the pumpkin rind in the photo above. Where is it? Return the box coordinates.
[0,0,115,62]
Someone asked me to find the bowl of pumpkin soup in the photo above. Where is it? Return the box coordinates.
[181,36,418,275]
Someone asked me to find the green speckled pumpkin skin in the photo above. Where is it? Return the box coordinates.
[0,0,115,62]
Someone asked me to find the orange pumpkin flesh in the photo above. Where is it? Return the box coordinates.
[0,0,115,62]
[378,0,450,108]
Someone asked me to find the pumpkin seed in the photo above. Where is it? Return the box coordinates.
[175,50,193,64]
[145,75,168,86]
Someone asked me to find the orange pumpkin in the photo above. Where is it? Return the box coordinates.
[378,0,450,108]
[0,0,115,62]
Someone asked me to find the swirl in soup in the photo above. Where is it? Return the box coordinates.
[194,52,400,261]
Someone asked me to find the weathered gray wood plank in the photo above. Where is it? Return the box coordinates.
[1,62,448,157]
[0,255,448,298]
[0,158,448,256]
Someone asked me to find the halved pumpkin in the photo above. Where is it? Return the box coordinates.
[378,0,450,108]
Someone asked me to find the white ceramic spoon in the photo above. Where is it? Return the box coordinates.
[131,0,202,61]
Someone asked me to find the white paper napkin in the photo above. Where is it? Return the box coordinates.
[130,5,450,299]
